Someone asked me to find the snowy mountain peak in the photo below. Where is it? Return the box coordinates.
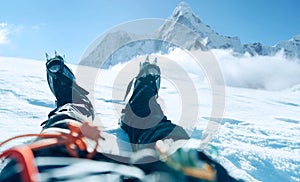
[273,34,300,59]
[163,2,243,52]
[170,1,202,24]
[172,2,195,18]
[82,2,300,67]
[292,34,300,42]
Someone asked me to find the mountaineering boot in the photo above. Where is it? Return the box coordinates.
[119,56,163,132]
[135,56,161,93]
[46,52,94,119]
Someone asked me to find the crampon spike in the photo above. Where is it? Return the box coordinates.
[145,55,149,62]
[45,53,50,61]
[153,57,158,64]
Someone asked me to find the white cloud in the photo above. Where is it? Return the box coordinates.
[212,49,300,90]
[148,48,300,91]
[32,25,40,30]
[14,25,24,33]
[31,23,46,30]
[0,22,10,44]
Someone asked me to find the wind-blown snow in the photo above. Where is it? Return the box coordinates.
[213,49,300,90]
[0,56,300,181]
[150,48,300,90]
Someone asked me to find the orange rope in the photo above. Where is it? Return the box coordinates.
[0,133,63,147]
[0,123,99,159]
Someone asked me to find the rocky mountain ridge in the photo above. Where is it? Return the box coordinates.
[81,2,300,68]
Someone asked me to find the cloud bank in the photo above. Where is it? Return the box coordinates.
[0,22,10,44]
[163,49,300,90]
[213,49,300,90]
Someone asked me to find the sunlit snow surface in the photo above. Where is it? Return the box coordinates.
[0,55,300,182]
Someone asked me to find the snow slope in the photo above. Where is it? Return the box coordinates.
[0,56,300,181]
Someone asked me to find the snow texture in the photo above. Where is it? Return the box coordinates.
[0,55,299,181]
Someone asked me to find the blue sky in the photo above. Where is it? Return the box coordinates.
[0,0,299,63]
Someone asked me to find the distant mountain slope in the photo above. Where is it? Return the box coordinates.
[81,2,300,68]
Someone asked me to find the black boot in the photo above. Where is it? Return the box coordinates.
[120,57,163,132]
[46,53,94,119]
